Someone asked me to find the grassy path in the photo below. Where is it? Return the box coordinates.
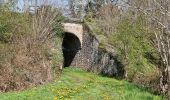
[0,68,164,100]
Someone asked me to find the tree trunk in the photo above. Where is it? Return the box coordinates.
[168,66,170,99]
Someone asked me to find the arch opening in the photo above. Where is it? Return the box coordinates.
[62,32,81,67]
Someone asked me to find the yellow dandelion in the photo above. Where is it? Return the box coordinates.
[54,97,58,100]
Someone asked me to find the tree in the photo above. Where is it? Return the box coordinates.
[125,0,170,98]
[68,0,87,18]
[152,1,170,98]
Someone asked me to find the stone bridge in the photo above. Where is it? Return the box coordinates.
[62,21,92,68]
[63,23,83,46]
[62,20,123,77]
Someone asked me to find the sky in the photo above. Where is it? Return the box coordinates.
[16,0,69,12]
[15,0,88,17]
[12,0,126,17]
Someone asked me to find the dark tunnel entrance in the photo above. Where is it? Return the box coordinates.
[62,32,81,67]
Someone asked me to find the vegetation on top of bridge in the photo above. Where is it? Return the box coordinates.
[64,17,83,24]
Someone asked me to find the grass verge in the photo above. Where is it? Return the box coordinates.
[0,68,164,100]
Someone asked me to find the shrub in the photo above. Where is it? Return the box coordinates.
[85,5,161,93]
[0,4,64,92]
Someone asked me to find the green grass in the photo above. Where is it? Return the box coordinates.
[0,68,164,100]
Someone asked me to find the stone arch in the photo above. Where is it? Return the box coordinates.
[62,23,83,46]
[62,32,81,67]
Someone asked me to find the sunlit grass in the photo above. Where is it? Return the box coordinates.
[0,68,164,100]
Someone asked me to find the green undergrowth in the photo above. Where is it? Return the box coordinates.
[0,68,164,100]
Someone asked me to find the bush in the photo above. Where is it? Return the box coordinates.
[0,4,64,92]
[85,5,161,93]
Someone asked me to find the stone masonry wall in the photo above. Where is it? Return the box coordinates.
[68,24,124,77]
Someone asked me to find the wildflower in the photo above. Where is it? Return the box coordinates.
[54,97,58,100]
